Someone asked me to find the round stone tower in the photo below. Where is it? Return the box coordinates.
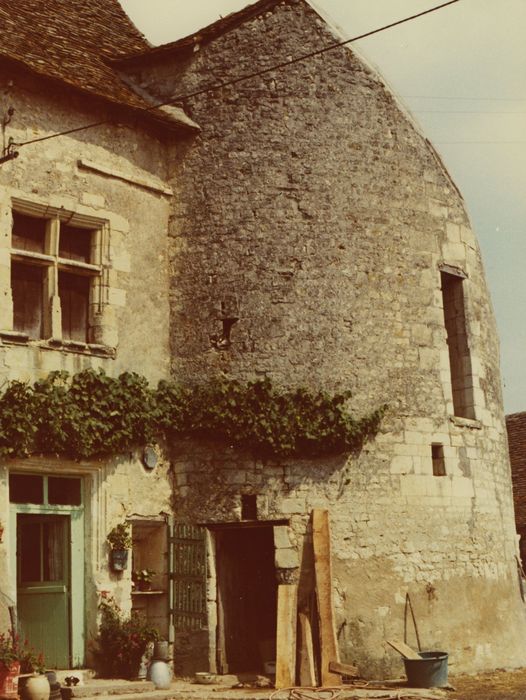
[123,0,526,677]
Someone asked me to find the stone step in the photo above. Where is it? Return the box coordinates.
[64,682,156,698]
[65,692,177,700]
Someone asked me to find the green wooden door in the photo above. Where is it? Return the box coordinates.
[17,514,70,668]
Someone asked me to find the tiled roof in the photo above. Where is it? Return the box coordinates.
[506,412,526,530]
[0,0,196,131]
[115,0,283,67]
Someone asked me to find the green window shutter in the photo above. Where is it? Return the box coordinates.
[170,524,207,631]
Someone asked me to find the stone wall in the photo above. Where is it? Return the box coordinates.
[129,0,526,676]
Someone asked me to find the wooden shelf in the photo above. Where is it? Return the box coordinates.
[131,590,165,596]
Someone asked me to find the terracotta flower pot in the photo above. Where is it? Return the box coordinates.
[0,661,20,698]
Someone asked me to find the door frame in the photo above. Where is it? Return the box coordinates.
[9,490,85,666]
[209,520,286,674]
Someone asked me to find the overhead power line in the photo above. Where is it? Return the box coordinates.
[400,94,526,102]
[414,110,526,114]
[12,0,461,152]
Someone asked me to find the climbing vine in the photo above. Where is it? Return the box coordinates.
[0,369,386,460]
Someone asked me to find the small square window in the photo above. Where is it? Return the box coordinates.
[11,262,44,338]
[9,474,44,504]
[12,212,47,253]
[48,477,82,506]
[59,224,93,264]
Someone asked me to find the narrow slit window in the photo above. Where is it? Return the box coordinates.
[441,271,475,419]
[241,494,258,520]
[432,444,446,476]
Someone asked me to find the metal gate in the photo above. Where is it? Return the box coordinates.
[170,523,207,632]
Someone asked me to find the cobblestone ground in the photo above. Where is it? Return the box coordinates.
[451,669,526,699]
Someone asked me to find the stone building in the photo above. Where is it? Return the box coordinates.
[0,0,524,681]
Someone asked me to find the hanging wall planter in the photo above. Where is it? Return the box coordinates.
[110,549,129,571]
[107,523,131,572]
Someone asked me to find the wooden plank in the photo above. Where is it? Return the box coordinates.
[275,584,298,689]
[386,639,421,660]
[312,509,341,686]
[298,611,317,686]
[328,660,359,678]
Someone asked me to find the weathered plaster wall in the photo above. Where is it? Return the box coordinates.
[129,0,526,676]
[0,72,176,650]
[0,70,172,385]
[0,450,173,658]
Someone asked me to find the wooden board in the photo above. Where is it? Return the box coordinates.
[328,660,359,678]
[298,611,317,686]
[275,584,298,689]
[386,639,421,660]
[312,509,341,686]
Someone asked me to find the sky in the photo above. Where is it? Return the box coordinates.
[120,0,526,413]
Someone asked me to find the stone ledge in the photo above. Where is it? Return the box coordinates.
[0,331,116,357]
[449,415,482,430]
[78,158,173,197]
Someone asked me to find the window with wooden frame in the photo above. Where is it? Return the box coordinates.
[10,208,102,343]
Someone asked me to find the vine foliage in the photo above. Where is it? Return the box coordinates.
[0,369,385,460]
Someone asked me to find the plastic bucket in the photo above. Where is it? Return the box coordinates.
[403,651,448,688]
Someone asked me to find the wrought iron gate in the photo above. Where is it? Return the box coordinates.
[170,523,207,631]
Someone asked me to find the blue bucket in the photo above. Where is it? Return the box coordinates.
[403,651,448,688]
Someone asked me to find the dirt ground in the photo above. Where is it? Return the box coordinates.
[450,669,526,699]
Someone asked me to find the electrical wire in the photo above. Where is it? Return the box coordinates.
[413,110,526,114]
[13,0,461,151]
[399,94,526,102]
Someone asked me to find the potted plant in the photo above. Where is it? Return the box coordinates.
[132,569,155,592]
[18,649,48,700]
[107,523,131,571]
[0,632,20,698]
[0,634,46,700]
[92,597,159,679]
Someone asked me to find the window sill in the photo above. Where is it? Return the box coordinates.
[449,415,482,430]
[0,331,115,358]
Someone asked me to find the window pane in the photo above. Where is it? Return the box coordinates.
[58,271,89,342]
[59,224,92,263]
[12,262,44,338]
[9,474,44,504]
[19,519,42,582]
[48,477,81,506]
[12,212,47,253]
[42,520,65,581]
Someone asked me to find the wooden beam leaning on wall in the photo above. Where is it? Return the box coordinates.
[275,584,298,688]
[312,509,342,686]
[298,611,317,686]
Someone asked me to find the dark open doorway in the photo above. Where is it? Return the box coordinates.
[215,525,277,674]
